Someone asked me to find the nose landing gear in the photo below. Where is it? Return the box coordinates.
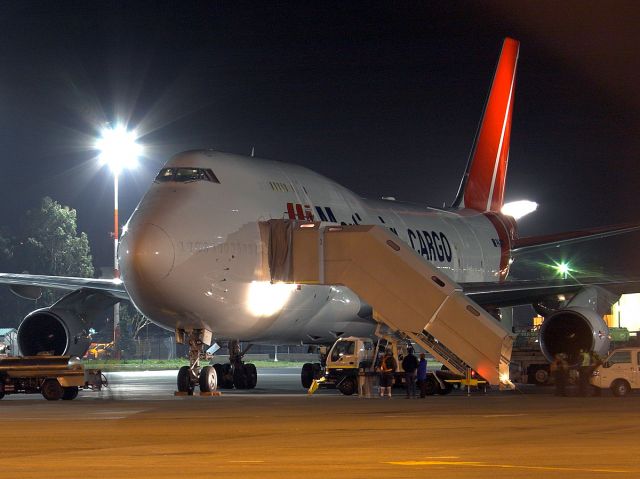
[176,328,217,394]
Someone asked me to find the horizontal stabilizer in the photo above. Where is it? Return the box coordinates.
[513,223,640,254]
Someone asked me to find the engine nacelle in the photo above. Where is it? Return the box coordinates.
[17,308,91,357]
[539,306,610,365]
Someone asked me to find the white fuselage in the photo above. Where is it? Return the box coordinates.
[118,150,512,344]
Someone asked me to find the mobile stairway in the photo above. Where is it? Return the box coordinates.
[260,220,514,387]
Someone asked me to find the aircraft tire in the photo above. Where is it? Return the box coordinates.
[177,366,194,394]
[199,366,217,392]
[301,363,314,389]
[219,363,234,389]
[233,366,248,389]
[312,362,323,379]
[213,363,228,388]
[245,363,257,389]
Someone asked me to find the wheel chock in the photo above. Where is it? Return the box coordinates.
[199,391,222,397]
[174,391,194,396]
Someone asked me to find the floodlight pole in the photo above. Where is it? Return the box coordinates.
[113,174,120,356]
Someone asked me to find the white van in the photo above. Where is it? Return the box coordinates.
[591,348,640,396]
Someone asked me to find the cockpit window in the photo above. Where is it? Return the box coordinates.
[155,167,220,184]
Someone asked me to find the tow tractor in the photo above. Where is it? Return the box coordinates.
[0,356,105,401]
[302,336,474,396]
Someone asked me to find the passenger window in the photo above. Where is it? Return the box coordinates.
[608,351,631,365]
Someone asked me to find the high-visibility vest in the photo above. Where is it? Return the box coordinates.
[581,352,590,367]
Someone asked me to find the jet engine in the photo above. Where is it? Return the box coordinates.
[539,306,609,365]
[17,307,92,357]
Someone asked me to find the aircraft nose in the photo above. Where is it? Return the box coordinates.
[119,223,175,285]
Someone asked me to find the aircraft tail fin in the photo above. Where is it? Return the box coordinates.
[452,38,520,212]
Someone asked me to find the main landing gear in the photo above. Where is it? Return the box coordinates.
[212,340,257,390]
[176,328,218,394]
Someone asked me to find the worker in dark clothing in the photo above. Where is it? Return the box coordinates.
[379,349,397,397]
[402,348,419,398]
[550,353,568,396]
[417,353,428,398]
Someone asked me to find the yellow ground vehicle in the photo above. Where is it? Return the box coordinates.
[0,356,105,400]
[85,342,114,360]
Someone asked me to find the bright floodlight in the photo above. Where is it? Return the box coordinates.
[501,200,538,220]
[556,262,570,275]
[96,125,143,175]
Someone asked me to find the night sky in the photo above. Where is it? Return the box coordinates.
[0,1,638,276]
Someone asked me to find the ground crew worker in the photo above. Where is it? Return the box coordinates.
[379,349,397,397]
[579,349,591,396]
[550,353,568,396]
[417,353,428,398]
[402,348,418,398]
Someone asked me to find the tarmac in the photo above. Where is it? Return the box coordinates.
[2,368,639,478]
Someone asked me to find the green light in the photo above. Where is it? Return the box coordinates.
[552,261,572,279]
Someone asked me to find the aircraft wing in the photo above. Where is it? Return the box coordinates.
[0,273,129,300]
[461,277,640,308]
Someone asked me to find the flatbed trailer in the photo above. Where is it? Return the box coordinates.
[0,356,105,401]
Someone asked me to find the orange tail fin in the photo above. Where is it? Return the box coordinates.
[452,38,520,212]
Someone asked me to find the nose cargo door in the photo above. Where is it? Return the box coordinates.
[260,219,514,387]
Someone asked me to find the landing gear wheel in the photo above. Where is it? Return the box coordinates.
[611,379,631,397]
[338,376,357,396]
[221,364,234,389]
[213,364,228,389]
[233,366,248,390]
[301,363,314,389]
[41,379,63,401]
[245,364,257,389]
[423,376,438,396]
[62,386,79,400]
[177,366,194,394]
[199,366,218,392]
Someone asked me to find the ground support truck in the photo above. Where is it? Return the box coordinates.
[0,356,105,401]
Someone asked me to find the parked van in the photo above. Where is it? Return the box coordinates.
[591,348,640,396]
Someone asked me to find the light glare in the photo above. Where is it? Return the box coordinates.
[246,281,297,317]
[501,200,538,220]
[96,125,143,175]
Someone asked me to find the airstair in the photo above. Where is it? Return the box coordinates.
[260,220,514,387]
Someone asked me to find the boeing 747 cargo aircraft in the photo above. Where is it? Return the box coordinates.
[2,38,638,393]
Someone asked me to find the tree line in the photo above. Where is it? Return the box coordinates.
[0,196,155,357]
